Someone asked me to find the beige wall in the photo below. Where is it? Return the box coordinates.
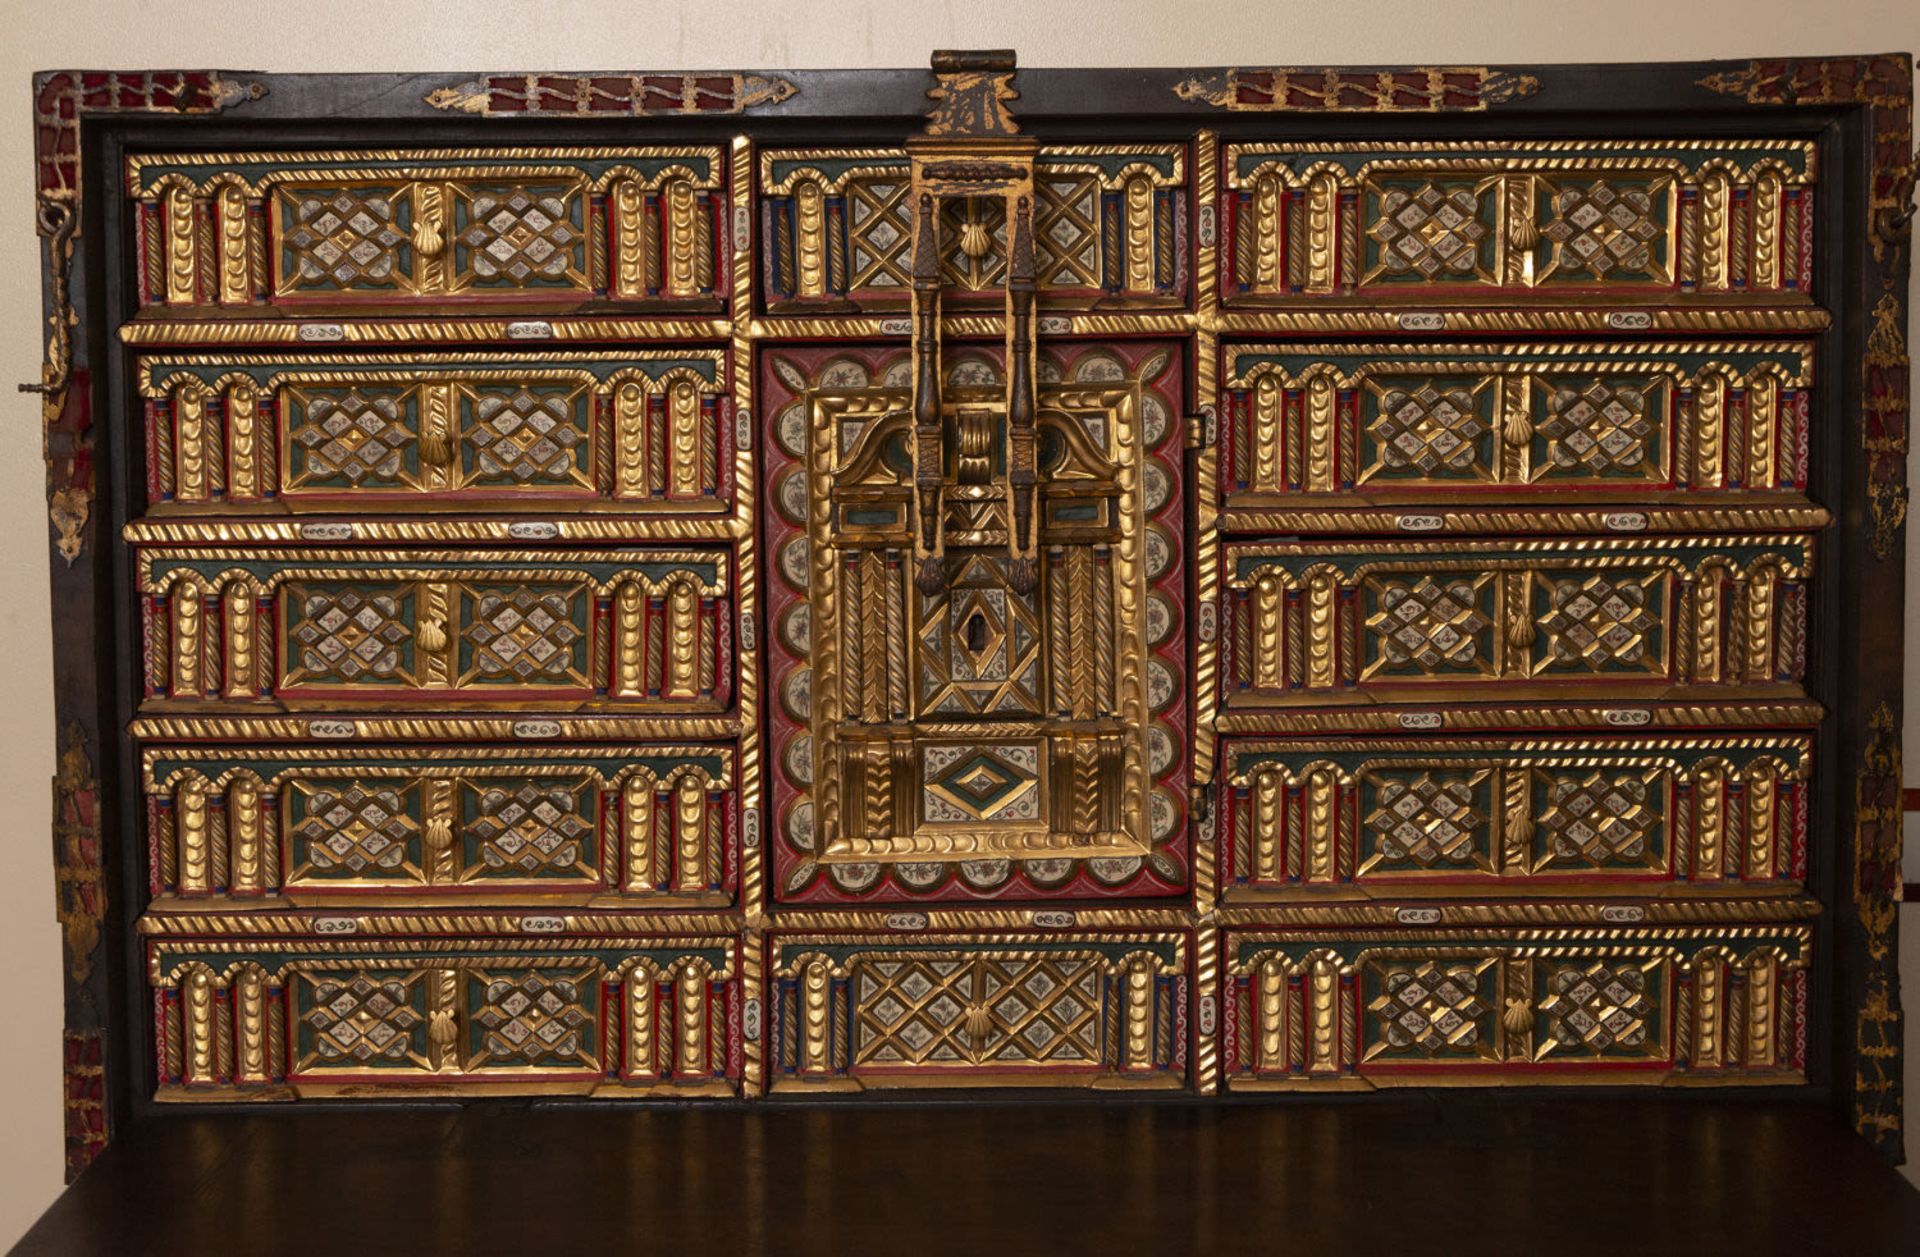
[1,0,1918,1243]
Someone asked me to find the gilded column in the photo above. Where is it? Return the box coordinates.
[1123,176,1156,293]
[666,179,701,297]
[611,179,646,299]
[798,955,835,1076]
[226,382,260,500]
[627,967,658,1077]
[612,580,647,699]
[183,968,216,1085]
[673,773,708,894]
[215,184,252,305]
[1256,956,1290,1074]
[668,380,703,499]
[174,777,211,896]
[234,966,269,1084]
[623,775,657,893]
[164,184,198,305]
[228,775,264,895]
[664,577,701,700]
[675,961,711,1078]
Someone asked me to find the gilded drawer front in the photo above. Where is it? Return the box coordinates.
[1221,535,1811,708]
[768,933,1187,1091]
[126,147,726,311]
[146,934,739,1099]
[1220,926,1808,1088]
[759,146,1188,311]
[143,744,734,906]
[1219,736,1809,899]
[1220,140,1815,307]
[139,548,731,711]
[1219,341,1819,519]
[140,351,733,515]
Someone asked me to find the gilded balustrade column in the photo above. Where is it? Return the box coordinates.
[222,582,256,699]
[1123,175,1156,293]
[610,179,647,299]
[1256,956,1290,1074]
[225,381,261,500]
[182,967,216,1085]
[174,777,211,896]
[672,773,709,894]
[611,581,648,700]
[663,577,701,701]
[228,775,265,895]
[627,966,659,1077]
[1251,768,1284,885]
[674,960,712,1079]
[623,774,657,892]
[163,183,199,305]
[233,966,270,1085]
[1120,954,1158,1070]
[215,183,253,305]
[1305,953,1343,1075]
[667,379,703,500]
[797,955,836,1077]
[665,179,702,297]
[173,381,210,502]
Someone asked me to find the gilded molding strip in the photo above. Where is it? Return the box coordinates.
[425,73,797,116]
[1176,67,1540,111]
[1214,703,1825,735]
[138,913,745,938]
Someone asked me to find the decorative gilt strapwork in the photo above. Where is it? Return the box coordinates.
[1223,536,1811,705]
[125,148,725,310]
[1220,342,1816,510]
[148,936,738,1098]
[145,746,732,905]
[1220,140,1817,304]
[139,549,730,712]
[1223,926,1810,1088]
[768,934,1186,1089]
[1220,736,1810,899]
[759,146,1187,310]
[139,351,731,513]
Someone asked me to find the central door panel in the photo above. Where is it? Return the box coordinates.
[763,342,1189,903]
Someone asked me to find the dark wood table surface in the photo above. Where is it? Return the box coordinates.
[15,1097,1920,1255]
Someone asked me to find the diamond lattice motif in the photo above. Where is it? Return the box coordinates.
[1367,774,1483,866]
[1371,184,1490,278]
[302,973,423,1062]
[1539,961,1655,1053]
[471,970,594,1065]
[283,188,408,288]
[466,782,594,875]
[458,186,582,284]
[1540,181,1661,277]
[464,589,585,681]
[1371,384,1488,475]
[291,783,417,874]
[465,388,585,484]
[1537,574,1658,670]
[1369,576,1491,672]
[1035,173,1102,288]
[289,589,412,682]
[847,177,913,289]
[291,388,415,485]
[853,955,1102,1067]
[1538,380,1655,474]
[1369,961,1491,1056]
[1538,771,1658,866]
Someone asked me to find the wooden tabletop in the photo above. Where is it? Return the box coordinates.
[14,1097,1920,1255]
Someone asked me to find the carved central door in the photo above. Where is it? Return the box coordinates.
[805,354,1154,863]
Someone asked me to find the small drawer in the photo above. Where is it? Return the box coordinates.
[126,146,727,313]
[145,932,740,1099]
[767,932,1187,1091]
[1221,924,1809,1088]
[1221,535,1812,708]
[142,743,734,907]
[138,350,735,516]
[1218,734,1809,899]
[1218,340,1817,519]
[759,145,1189,311]
[139,546,732,712]
[1219,138,1816,308]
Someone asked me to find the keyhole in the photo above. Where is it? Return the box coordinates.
[964,610,989,654]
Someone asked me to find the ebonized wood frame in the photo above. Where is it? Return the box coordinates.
[26,54,1914,1178]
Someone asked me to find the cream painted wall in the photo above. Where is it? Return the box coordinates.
[0,0,1917,1244]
